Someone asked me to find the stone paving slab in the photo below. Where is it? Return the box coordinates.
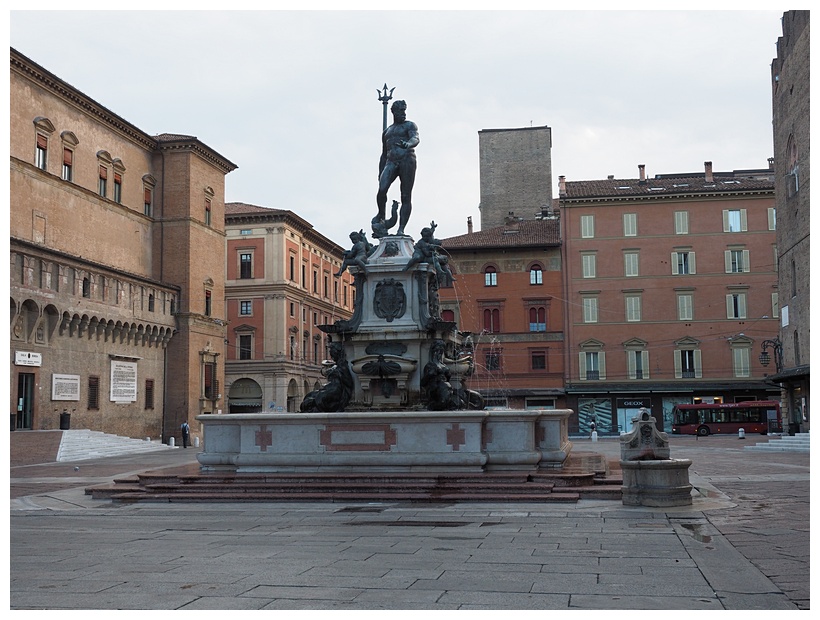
[9,434,809,610]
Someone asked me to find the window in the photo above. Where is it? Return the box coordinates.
[787,134,799,196]
[205,290,212,316]
[723,209,747,232]
[143,187,152,216]
[148,294,155,312]
[289,255,296,281]
[62,148,73,181]
[82,277,90,298]
[343,284,348,306]
[442,309,455,322]
[725,249,749,273]
[484,266,497,286]
[113,173,122,203]
[203,361,218,399]
[483,308,500,333]
[732,347,751,378]
[672,251,696,275]
[324,274,329,298]
[582,296,599,323]
[623,252,639,277]
[205,198,212,226]
[239,253,253,279]
[88,375,100,410]
[626,350,650,380]
[485,351,501,371]
[678,350,697,378]
[289,302,295,317]
[771,292,779,319]
[301,264,306,288]
[677,293,694,321]
[726,292,747,319]
[529,265,543,285]
[580,215,595,238]
[625,295,641,322]
[36,134,48,170]
[239,334,253,360]
[582,352,602,380]
[531,350,547,371]
[623,213,637,237]
[239,300,252,316]
[529,307,546,332]
[145,379,155,410]
[581,253,596,278]
[313,269,318,293]
[674,211,689,235]
[768,208,776,231]
[98,165,107,197]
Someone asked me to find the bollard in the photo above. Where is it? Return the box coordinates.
[738,428,745,439]
[591,430,598,442]
[194,436,200,448]
[169,436,175,447]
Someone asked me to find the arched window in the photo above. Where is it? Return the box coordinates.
[484,266,497,287]
[529,264,543,285]
[483,308,500,333]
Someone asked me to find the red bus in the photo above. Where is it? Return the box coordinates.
[672,401,782,436]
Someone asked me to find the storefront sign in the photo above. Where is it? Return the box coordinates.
[52,374,80,401]
[617,398,651,409]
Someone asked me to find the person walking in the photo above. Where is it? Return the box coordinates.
[180,421,190,449]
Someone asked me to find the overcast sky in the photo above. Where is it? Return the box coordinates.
[9,7,789,248]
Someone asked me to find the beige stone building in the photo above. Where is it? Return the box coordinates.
[10,48,236,443]
[224,203,354,412]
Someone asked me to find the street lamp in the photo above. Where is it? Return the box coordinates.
[759,337,783,373]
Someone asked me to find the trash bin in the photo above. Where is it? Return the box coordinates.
[788,422,799,436]
[59,410,71,430]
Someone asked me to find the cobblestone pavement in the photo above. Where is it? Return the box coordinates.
[9,432,810,610]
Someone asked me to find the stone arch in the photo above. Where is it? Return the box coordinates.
[287,379,300,412]
[227,378,263,413]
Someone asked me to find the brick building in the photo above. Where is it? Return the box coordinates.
[224,203,354,412]
[440,215,566,409]
[560,162,780,434]
[769,10,810,434]
[10,48,236,443]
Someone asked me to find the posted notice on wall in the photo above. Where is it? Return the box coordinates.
[52,374,80,401]
[110,360,137,402]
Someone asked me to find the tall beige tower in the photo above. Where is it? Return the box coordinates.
[478,125,553,230]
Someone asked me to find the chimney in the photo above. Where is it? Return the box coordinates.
[607,175,615,180]
[504,211,518,225]
[638,164,646,183]
[558,175,566,197]
[768,157,774,170]
[467,216,473,234]
[704,161,713,182]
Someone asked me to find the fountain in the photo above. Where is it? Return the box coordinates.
[194,94,574,479]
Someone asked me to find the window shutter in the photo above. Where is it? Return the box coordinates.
[724,251,732,273]
[99,165,107,179]
[598,352,606,380]
[578,352,587,381]
[740,209,748,231]
[742,250,750,272]
[768,208,776,230]
[726,294,735,318]
[626,351,636,380]
[671,252,679,275]
[144,188,152,204]
[738,294,747,319]
[37,134,48,149]
[641,351,650,379]
[674,351,682,378]
[722,210,730,232]
[689,252,696,274]
[694,349,702,378]
[63,148,72,165]
[114,173,122,184]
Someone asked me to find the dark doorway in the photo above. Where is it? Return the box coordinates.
[17,373,35,429]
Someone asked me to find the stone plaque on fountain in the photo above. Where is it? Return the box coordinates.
[620,407,671,461]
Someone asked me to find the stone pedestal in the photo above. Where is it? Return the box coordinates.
[621,459,693,507]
